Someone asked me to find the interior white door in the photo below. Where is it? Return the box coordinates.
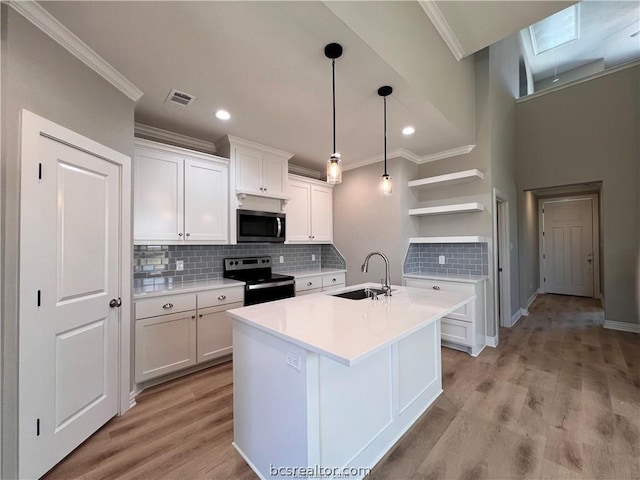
[20,126,120,479]
[542,198,594,296]
[184,157,228,242]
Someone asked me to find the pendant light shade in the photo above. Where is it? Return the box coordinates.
[325,43,343,184]
[378,85,393,196]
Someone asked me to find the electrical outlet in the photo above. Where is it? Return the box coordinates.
[312,254,316,261]
[176,260,184,271]
[438,255,445,265]
[286,352,301,371]
[279,255,284,263]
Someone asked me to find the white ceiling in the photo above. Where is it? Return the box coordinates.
[521,0,640,81]
[39,1,573,172]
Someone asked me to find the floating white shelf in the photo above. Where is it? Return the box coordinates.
[408,169,484,190]
[409,236,487,243]
[409,202,485,216]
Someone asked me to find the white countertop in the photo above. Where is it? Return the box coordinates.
[277,268,346,279]
[404,272,488,284]
[227,283,474,366]
[133,278,245,299]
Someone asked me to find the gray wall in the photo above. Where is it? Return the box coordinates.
[1,7,135,476]
[516,65,640,326]
[333,157,415,287]
[487,35,521,322]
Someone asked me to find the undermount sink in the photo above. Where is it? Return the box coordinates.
[331,288,387,300]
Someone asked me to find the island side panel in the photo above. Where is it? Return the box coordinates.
[397,321,441,414]
[316,320,443,476]
[233,320,314,478]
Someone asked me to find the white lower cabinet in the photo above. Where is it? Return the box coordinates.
[295,272,346,296]
[135,311,197,382]
[404,276,486,356]
[135,286,244,383]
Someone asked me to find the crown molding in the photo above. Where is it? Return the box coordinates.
[218,135,294,160]
[288,164,322,180]
[343,148,421,172]
[418,144,475,163]
[134,123,217,153]
[9,1,143,102]
[344,145,475,172]
[418,0,465,61]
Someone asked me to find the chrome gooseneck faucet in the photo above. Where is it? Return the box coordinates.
[361,252,391,296]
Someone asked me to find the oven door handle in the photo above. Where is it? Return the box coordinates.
[246,279,295,290]
[276,217,282,238]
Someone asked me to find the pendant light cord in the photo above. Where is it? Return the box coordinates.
[383,95,388,175]
[332,59,336,155]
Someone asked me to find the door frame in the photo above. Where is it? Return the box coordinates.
[538,194,600,298]
[492,188,511,331]
[19,110,132,420]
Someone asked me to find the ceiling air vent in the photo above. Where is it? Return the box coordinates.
[164,89,196,107]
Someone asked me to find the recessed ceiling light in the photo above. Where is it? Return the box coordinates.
[402,126,415,135]
[216,110,231,120]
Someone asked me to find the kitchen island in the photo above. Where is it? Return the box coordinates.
[228,284,475,480]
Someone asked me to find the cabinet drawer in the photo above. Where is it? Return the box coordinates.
[441,318,473,347]
[322,273,345,288]
[197,287,244,309]
[135,293,197,320]
[296,275,323,292]
[296,287,322,296]
[405,278,473,321]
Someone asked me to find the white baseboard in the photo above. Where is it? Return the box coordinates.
[128,390,137,410]
[511,308,529,327]
[526,291,539,309]
[604,320,640,334]
[485,336,498,348]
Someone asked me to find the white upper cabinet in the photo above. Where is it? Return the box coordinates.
[287,175,333,243]
[134,148,184,241]
[134,139,229,244]
[184,158,228,242]
[216,135,292,199]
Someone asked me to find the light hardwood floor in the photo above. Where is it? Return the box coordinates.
[45,294,639,480]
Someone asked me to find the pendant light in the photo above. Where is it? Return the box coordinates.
[325,43,343,184]
[378,85,393,196]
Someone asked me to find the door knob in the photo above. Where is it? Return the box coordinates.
[109,298,122,308]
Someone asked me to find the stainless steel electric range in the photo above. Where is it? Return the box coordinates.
[223,256,295,306]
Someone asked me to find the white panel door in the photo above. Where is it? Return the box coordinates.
[286,179,311,242]
[184,157,228,242]
[262,155,286,196]
[134,149,184,241]
[235,146,262,192]
[543,199,594,296]
[20,132,120,479]
[310,184,333,242]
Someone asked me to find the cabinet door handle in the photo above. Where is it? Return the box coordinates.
[218,295,226,300]
[199,314,203,318]
[162,303,174,309]
[186,233,190,237]
[178,233,183,237]
[432,285,440,290]
[332,278,336,282]
[307,282,313,286]
[191,315,196,319]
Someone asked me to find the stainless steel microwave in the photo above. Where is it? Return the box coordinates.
[237,210,286,243]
